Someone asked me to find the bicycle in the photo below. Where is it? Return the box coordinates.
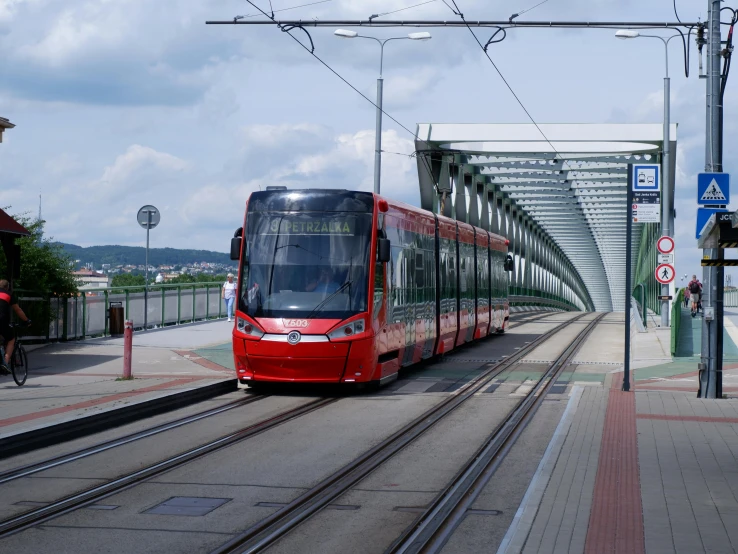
[0,323,29,386]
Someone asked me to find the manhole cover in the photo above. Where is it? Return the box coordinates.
[145,497,231,516]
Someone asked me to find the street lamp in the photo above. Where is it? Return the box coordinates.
[334,29,432,195]
[616,29,680,327]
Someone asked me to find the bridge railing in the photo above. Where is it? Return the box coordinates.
[725,288,738,308]
[508,287,579,311]
[670,287,685,357]
[17,282,226,342]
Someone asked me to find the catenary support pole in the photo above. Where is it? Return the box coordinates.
[374,76,383,195]
[700,0,722,399]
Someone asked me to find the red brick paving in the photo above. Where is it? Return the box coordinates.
[584,371,645,554]
[0,378,197,428]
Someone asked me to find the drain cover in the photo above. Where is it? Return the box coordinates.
[145,497,231,516]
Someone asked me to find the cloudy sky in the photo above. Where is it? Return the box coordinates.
[0,0,730,283]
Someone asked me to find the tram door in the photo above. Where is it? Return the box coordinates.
[401,251,416,366]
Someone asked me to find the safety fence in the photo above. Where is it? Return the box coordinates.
[725,288,738,307]
[508,287,578,311]
[633,222,662,316]
[16,282,227,343]
[670,287,685,357]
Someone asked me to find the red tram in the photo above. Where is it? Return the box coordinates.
[229,189,511,387]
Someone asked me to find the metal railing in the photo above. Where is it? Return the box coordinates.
[17,282,227,342]
[670,287,685,357]
[725,288,738,307]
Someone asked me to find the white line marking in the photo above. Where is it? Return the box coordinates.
[496,385,584,554]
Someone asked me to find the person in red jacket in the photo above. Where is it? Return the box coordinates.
[0,279,31,374]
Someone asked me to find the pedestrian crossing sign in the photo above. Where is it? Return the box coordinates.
[698,173,730,205]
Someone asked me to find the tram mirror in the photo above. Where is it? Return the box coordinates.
[230,237,242,261]
[231,227,243,261]
[378,238,391,263]
[504,255,514,272]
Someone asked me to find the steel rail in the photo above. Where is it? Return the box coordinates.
[206,20,700,29]
[0,394,268,485]
[211,312,589,554]
[388,313,606,554]
[0,397,338,538]
[508,311,561,329]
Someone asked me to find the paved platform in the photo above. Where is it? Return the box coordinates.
[498,313,738,554]
[0,321,236,439]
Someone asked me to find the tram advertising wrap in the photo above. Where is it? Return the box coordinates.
[230,189,510,387]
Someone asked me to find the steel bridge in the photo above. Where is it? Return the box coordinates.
[415,123,676,312]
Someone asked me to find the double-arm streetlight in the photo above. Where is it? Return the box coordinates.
[334,29,432,195]
[616,29,680,327]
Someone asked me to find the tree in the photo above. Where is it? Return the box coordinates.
[111,273,146,288]
[0,211,78,296]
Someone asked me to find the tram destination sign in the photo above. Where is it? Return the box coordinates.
[265,216,356,236]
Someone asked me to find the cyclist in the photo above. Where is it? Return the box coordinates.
[0,279,31,374]
[687,275,702,318]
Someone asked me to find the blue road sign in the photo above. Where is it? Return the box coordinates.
[697,173,730,205]
[632,164,660,191]
[696,207,729,239]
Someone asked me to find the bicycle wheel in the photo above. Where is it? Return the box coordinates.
[11,346,27,386]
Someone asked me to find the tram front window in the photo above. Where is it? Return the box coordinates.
[239,213,372,320]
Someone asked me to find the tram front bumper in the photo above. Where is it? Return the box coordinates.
[235,339,351,383]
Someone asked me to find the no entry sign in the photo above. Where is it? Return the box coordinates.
[656,236,675,254]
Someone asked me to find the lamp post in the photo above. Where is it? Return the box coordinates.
[616,30,680,328]
[334,29,431,195]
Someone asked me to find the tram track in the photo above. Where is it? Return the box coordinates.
[388,313,606,554]
[209,312,594,554]
[507,310,561,329]
[0,393,269,485]
[0,397,338,538]
[0,310,584,546]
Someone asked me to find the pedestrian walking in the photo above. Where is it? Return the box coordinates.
[222,273,237,322]
[688,275,702,318]
[684,287,690,308]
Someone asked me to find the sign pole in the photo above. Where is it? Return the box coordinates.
[144,211,151,331]
[137,206,159,331]
[624,165,633,392]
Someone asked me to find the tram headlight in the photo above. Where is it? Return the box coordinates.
[327,318,366,341]
[237,317,264,339]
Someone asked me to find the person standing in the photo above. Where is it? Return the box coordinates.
[222,273,237,322]
[0,279,31,374]
[688,275,702,318]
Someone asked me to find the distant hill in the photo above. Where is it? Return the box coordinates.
[55,243,233,268]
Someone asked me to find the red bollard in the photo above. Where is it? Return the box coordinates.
[123,320,133,379]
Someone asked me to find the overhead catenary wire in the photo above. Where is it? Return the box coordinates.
[370,0,438,20]
[240,1,443,194]
[442,0,572,171]
[235,0,332,20]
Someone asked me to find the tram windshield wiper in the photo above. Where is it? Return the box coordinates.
[305,280,353,320]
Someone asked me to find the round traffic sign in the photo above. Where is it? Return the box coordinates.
[656,236,675,254]
[137,205,160,230]
[655,263,675,284]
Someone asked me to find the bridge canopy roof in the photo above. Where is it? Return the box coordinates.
[415,123,676,311]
